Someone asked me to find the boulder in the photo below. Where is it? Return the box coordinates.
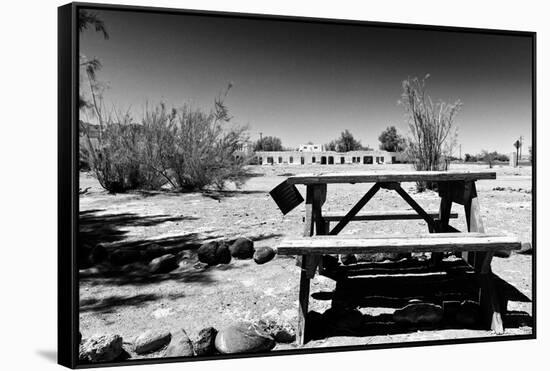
[78,243,108,268]
[165,329,194,357]
[229,238,254,259]
[148,254,179,274]
[258,319,296,343]
[110,249,142,266]
[393,302,443,326]
[198,241,231,265]
[143,243,168,260]
[79,334,124,363]
[340,254,357,265]
[517,243,533,255]
[193,327,218,356]
[134,330,172,354]
[358,252,409,262]
[253,246,276,264]
[120,262,149,274]
[215,322,275,354]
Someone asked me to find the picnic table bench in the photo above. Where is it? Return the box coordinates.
[269,170,523,345]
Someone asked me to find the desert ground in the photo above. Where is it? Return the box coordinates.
[79,163,533,359]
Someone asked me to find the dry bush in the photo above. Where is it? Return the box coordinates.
[400,76,462,191]
[80,84,250,193]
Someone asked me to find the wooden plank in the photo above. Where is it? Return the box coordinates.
[276,234,521,255]
[297,256,311,345]
[431,187,454,264]
[461,181,505,334]
[286,170,496,185]
[329,183,381,235]
[323,210,458,222]
[479,273,504,334]
[296,185,315,267]
[394,184,437,231]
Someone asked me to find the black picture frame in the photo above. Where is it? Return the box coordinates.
[58,2,536,369]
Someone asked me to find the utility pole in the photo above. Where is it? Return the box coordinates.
[513,139,520,167]
[459,144,462,161]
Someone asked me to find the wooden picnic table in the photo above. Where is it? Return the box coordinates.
[271,170,521,345]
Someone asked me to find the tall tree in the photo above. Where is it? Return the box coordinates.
[378,126,406,152]
[325,130,364,152]
[401,76,461,172]
[400,76,461,191]
[253,136,283,151]
[79,10,109,111]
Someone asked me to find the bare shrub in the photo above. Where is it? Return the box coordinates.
[80,82,250,193]
[400,76,462,191]
[165,88,250,191]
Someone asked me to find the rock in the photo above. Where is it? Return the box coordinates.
[193,327,218,356]
[229,238,254,259]
[340,254,357,265]
[258,319,295,343]
[78,243,108,268]
[253,246,276,264]
[134,330,172,354]
[120,262,149,274]
[148,254,179,274]
[456,300,481,327]
[165,329,194,357]
[143,243,168,259]
[517,243,532,255]
[393,302,444,325]
[110,249,142,266]
[215,322,275,354]
[197,241,231,265]
[356,252,407,262]
[494,250,511,258]
[79,334,124,363]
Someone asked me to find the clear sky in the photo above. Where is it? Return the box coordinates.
[79,8,533,156]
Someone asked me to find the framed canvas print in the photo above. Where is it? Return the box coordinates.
[58,2,536,368]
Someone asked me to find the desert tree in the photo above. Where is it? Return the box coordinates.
[378,126,406,152]
[253,136,283,152]
[78,10,109,111]
[326,130,364,152]
[400,76,462,190]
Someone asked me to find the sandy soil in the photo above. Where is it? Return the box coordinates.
[78,163,533,358]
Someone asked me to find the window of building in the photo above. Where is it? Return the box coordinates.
[289,156,293,164]
[278,156,283,163]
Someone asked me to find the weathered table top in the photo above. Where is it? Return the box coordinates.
[286,170,496,185]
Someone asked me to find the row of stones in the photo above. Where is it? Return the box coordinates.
[79,320,295,364]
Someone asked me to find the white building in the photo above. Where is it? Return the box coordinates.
[298,143,324,152]
[254,149,406,165]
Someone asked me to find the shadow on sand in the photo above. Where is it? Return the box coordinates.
[306,259,532,341]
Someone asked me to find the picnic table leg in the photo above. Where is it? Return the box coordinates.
[296,185,324,345]
[431,183,453,264]
[463,181,504,334]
